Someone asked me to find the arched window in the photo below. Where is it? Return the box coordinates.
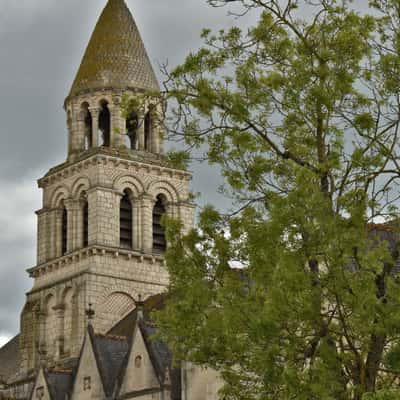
[82,103,92,150]
[83,201,89,248]
[62,206,68,255]
[99,101,110,147]
[126,112,138,150]
[120,191,133,249]
[144,112,151,151]
[153,195,166,253]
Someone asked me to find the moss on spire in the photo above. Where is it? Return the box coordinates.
[69,0,159,97]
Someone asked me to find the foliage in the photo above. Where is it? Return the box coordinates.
[164,149,191,170]
[155,1,400,399]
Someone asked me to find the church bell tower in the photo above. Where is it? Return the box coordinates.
[19,0,194,373]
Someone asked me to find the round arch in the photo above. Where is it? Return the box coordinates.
[146,180,180,203]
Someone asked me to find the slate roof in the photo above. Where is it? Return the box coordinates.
[69,0,159,98]
[89,327,129,398]
[46,371,73,400]
[0,335,20,382]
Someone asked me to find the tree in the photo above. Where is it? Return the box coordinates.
[151,1,400,399]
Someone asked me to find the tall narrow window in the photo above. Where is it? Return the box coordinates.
[83,201,89,247]
[126,112,138,150]
[99,101,110,147]
[153,195,166,253]
[144,112,151,151]
[62,207,68,255]
[120,191,133,249]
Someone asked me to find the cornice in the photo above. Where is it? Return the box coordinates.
[27,245,166,279]
[37,150,192,189]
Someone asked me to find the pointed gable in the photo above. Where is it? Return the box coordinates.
[30,369,51,400]
[118,322,161,396]
[70,328,106,400]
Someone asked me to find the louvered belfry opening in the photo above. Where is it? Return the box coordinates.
[83,201,89,247]
[62,206,68,255]
[120,191,133,249]
[153,195,167,253]
[126,112,138,150]
[99,101,111,147]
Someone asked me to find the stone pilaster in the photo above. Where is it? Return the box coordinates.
[111,99,126,149]
[141,194,155,253]
[87,187,121,247]
[64,199,86,252]
[132,200,141,251]
[36,209,49,264]
[54,304,65,360]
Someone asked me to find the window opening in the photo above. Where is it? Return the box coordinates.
[99,101,110,147]
[83,201,89,247]
[120,192,133,249]
[126,112,138,150]
[62,206,68,255]
[83,377,91,391]
[144,112,151,151]
[153,195,166,253]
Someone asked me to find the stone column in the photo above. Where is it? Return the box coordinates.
[150,109,161,154]
[53,305,65,360]
[137,111,145,151]
[36,308,47,359]
[36,209,49,264]
[51,208,64,258]
[64,199,86,252]
[141,194,155,253]
[110,99,126,149]
[132,199,141,251]
[89,107,100,148]
[76,199,86,249]
[64,200,75,253]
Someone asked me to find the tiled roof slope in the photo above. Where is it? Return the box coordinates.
[46,371,73,400]
[0,335,20,382]
[69,0,159,98]
[89,329,129,397]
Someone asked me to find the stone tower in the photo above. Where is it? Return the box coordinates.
[19,0,194,374]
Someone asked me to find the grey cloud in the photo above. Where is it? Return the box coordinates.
[1,0,371,339]
[0,0,253,339]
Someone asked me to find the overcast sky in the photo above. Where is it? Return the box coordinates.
[0,0,260,344]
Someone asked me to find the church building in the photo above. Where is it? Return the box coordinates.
[0,1,221,399]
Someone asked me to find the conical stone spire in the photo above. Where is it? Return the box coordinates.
[69,0,159,98]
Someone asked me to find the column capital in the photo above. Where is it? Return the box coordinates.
[63,198,79,210]
[140,193,155,204]
[89,106,101,115]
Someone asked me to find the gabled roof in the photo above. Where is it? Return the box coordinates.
[69,0,159,98]
[0,335,20,382]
